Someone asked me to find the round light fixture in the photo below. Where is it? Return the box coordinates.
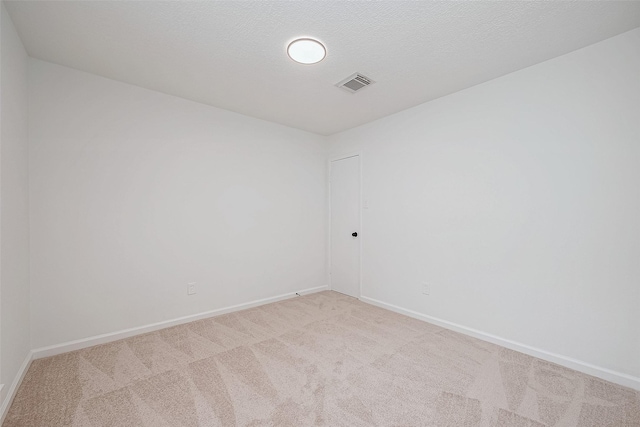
[287,38,326,65]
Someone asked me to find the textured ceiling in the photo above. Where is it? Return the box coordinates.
[5,1,640,135]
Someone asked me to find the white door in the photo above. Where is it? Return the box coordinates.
[331,155,360,297]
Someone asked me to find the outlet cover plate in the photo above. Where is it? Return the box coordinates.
[187,282,196,295]
[422,283,430,295]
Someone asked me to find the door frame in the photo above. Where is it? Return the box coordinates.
[327,151,363,298]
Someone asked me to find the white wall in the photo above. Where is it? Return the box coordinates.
[0,2,30,405]
[328,28,640,379]
[29,59,327,349]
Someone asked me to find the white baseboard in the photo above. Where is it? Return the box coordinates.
[360,296,640,391]
[0,351,34,424]
[32,285,328,360]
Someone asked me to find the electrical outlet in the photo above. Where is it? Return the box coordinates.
[187,282,196,295]
[422,282,430,295]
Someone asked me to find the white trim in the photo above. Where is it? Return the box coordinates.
[358,153,363,300]
[32,285,328,359]
[328,152,363,298]
[0,351,34,424]
[360,296,640,391]
[329,153,360,161]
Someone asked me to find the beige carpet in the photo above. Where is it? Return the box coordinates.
[4,291,639,426]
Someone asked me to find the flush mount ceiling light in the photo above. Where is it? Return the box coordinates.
[287,38,326,64]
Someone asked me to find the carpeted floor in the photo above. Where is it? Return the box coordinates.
[3,291,639,426]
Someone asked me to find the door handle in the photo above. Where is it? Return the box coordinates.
[352,232,358,237]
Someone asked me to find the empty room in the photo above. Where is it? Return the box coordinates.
[0,1,639,426]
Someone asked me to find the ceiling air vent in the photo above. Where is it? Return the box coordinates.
[336,73,375,94]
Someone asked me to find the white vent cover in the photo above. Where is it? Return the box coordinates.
[336,73,375,94]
